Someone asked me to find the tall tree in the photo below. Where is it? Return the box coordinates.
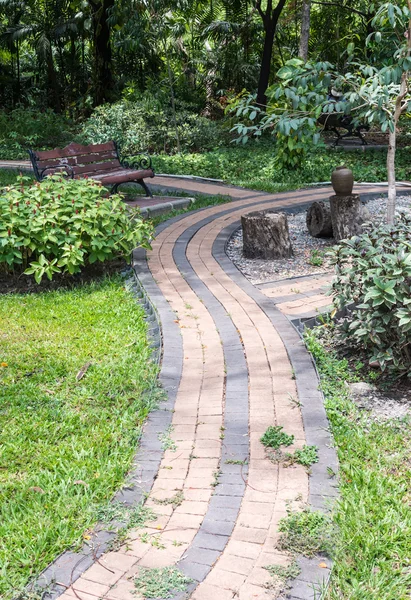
[298,0,311,60]
[255,0,288,107]
[89,0,115,106]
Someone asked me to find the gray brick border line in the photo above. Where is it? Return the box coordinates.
[212,220,337,600]
[169,222,249,592]
[24,263,182,600]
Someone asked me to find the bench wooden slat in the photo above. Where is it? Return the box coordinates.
[35,141,116,160]
[36,151,118,169]
[29,141,154,197]
[68,160,122,176]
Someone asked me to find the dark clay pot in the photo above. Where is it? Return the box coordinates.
[331,165,354,196]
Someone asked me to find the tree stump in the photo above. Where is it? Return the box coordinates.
[329,194,365,241]
[241,210,293,259]
[306,201,333,238]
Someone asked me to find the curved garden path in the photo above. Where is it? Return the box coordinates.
[45,180,385,600]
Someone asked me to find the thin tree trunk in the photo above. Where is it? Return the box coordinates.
[386,126,396,224]
[298,0,311,60]
[387,5,411,224]
[255,0,287,107]
[256,23,275,106]
[90,0,115,106]
[164,44,181,153]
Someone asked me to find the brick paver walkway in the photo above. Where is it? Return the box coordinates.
[33,179,386,600]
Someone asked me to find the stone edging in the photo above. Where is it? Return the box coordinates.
[24,269,182,600]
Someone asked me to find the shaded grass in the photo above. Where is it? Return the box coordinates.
[0,277,158,598]
[305,329,411,600]
[152,141,411,194]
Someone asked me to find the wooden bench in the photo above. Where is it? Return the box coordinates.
[28,141,155,197]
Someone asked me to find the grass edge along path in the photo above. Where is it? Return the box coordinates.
[305,329,411,600]
[0,276,159,599]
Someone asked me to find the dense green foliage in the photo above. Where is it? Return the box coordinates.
[81,99,226,154]
[153,142,411,191]
[305,329,411,600]
[0,277,158,598]
[0,109,75,160]
[329,214,411,376]
[0,175,153,282]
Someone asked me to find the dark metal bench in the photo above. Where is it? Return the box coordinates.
[28,141,155,197]
[317,113,369,146]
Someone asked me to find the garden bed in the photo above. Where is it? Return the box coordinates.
[226,194,411,284]
[0,276,158,599]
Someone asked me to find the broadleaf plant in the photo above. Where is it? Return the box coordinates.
[328,212,411,376]
[0,175,154,282]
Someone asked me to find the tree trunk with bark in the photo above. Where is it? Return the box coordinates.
[242,210,293,259]
[255,0,288,107]
[90,0,115,107]
[306,201,333,237]
[298,0,311,61]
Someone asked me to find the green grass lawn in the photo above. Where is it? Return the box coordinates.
[152,142,411,193]
[305,330,411,600]
[0,277,158,598]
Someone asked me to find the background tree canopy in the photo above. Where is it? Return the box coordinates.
[0,0,391,115]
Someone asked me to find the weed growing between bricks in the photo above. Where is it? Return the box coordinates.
[134,566,192,598]
[277,506,335,557]
[260,425,295,449]
[264,560,302,591]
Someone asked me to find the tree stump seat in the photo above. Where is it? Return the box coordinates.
[241,210,293,259]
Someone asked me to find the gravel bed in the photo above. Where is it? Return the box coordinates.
[226,194,411,285]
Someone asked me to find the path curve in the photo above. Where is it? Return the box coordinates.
[56,181,385,600]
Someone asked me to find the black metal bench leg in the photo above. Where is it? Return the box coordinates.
[137,179,153,197]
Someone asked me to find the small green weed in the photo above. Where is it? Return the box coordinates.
[308,249,325,267]
[96,502,156,529]
[152,491,184,508]
[288,445,319,467]
[134,566,192,598]
[225,459,248,465]
[264,560,301,588]
[159,426,177,452]
[277,507,335,557]
[261,426,294,449]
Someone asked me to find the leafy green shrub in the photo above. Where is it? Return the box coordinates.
[329,213,411,376]
[0,108,76,160]
[0,175,153,282]
[80,100,226,155]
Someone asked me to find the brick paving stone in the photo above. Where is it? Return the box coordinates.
[216,554,255,575]
[105,578,137,600]
[232,526,268,545]
[71,578,111,597]
[238,583,273,599]
[205,568,247,591]
[174,501,209,515]
[191,583,235,599]
[81,563,124,586]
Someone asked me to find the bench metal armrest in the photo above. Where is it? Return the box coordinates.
[114,142,153,171]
